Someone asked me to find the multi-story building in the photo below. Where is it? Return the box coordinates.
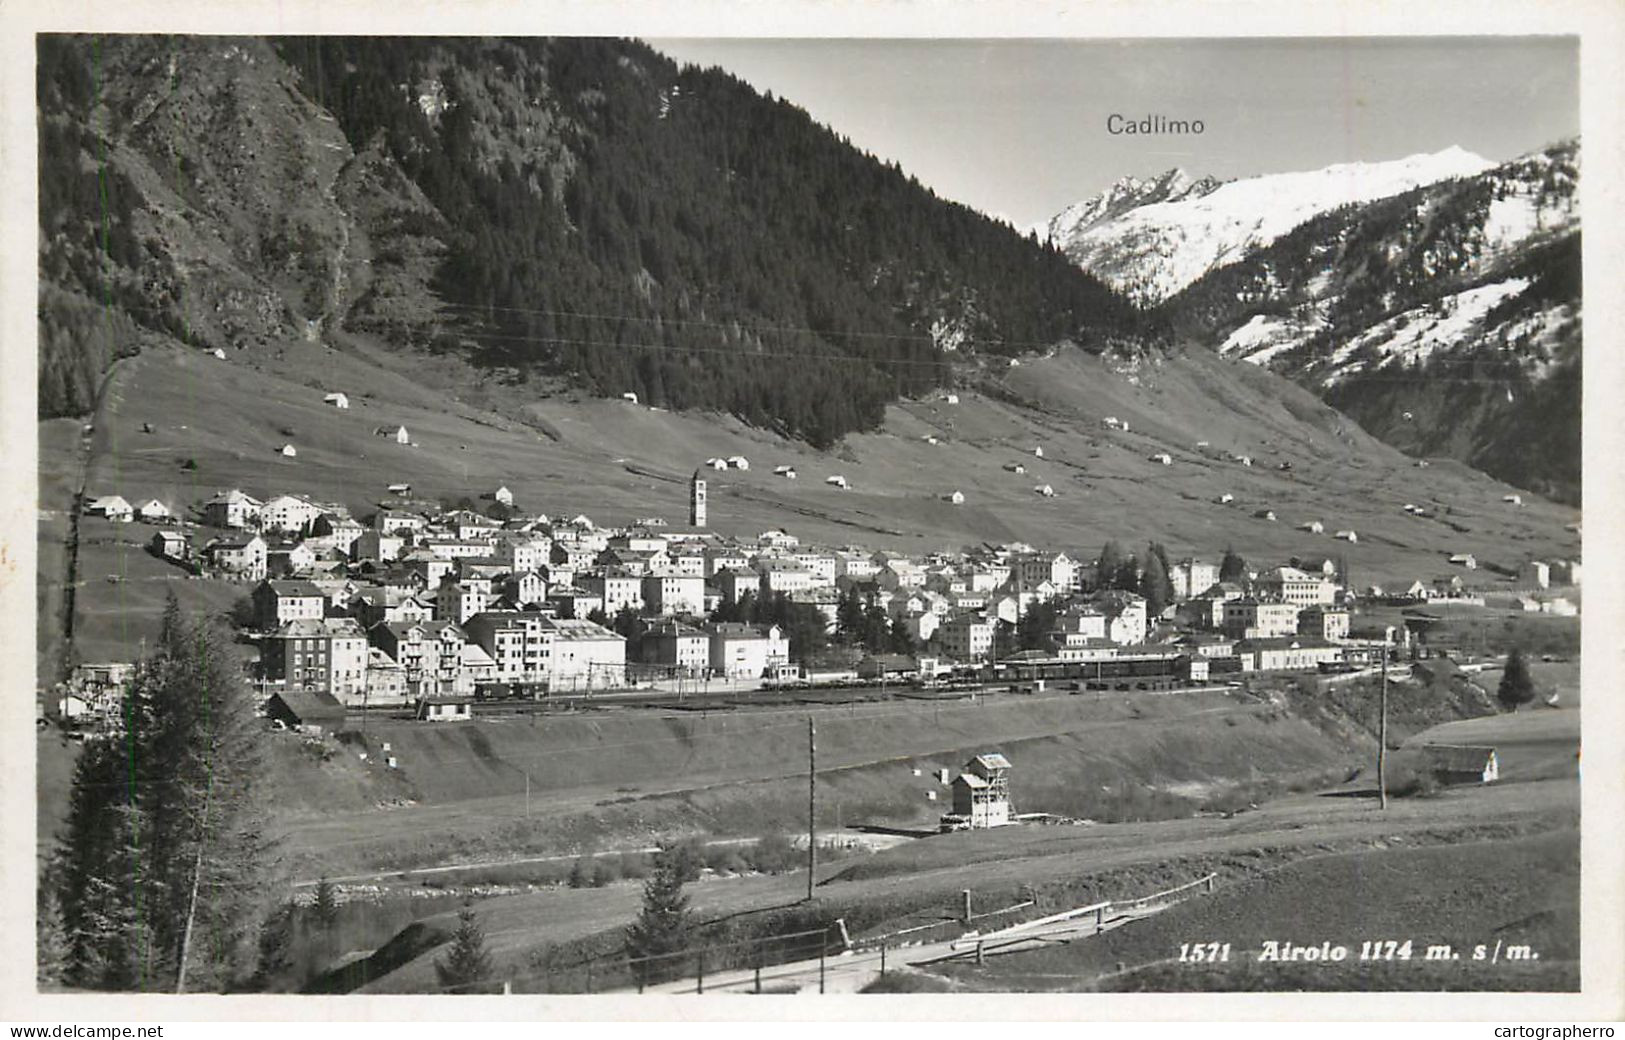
[580,570,643,615]
[1224,598,1302,640]
[641,621,711,674]
[261,618,370,703]
[1519,560,1551,589]
[1297,605,1351,642]
[834,552,881,580]
[492,537,551,574]
[1255,566,1336,606]
[266,541,318,578]
[253,578,326,628]
[435,581,489,625]
[260,494,325,535]
[704,550,752,579]
[790,553,838,586]
[714,568,761,605]
[757,559,816,596]
[420,537,497,561]
[937,615,995,662]
[203,489,262,529]
[309,513,365,554]
[463,611,554,687]
[1010,552,1079,594]
[1179,582,1246,630]
[500,571,547,609]
[545,618,627,690]
[373,510,426,535]
[545,587,603,620]
[1092,589,1149,645]
[352,530,405,563]
[1236,636,1344,672]
[706,622,791,679]
[206,535,267,581]
[350,587,433,629]
[370,620,467,697]
[642,572,706,616]
[1169,558,1220,601]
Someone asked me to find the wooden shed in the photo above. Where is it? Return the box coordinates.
[265,690,346,736]
[1422,744,1499,785]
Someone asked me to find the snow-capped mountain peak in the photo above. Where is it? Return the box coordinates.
[1032,167,1221,242]
[1040,146,1495,301]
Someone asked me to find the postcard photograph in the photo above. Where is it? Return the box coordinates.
[23,30,1591,1004]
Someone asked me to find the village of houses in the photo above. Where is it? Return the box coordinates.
[61,406,1583,754]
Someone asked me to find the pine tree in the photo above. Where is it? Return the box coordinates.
[1140,548,1174,620]
[861,602,891,650]
[251,901,297,992]
[53,592,279,993]
[1498,646,1537,712]
[835,586,865,642]
[1095,540,1125,590]
[1113,554,1141,592]
[1219,546,1248,584]
[435,905,495,993]
[625,843,695,987]
[36,871,71,989]
[311,877,339,931]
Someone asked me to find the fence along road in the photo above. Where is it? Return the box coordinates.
[631,873,1217,994]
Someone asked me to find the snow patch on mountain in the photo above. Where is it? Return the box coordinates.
[1321,278,1531,384]
[1481,189,1577,257]
[1045,146,1494,303]
[1032,168,1221,243]
[1219,313,1326,367]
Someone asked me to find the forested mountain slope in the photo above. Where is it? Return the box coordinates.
[38,35,1161,446]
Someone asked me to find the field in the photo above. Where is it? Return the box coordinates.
[314,664,1581,993]
[918,692,1581,992]
[272,688,1362,877]
[937,829,1580,992]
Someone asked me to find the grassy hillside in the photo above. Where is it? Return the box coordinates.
[937,828,1578,992]
[273,690,1358,875]
[46,334,1579,673]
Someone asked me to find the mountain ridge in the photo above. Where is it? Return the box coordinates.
[1040,146,1495,304]
[1162,140,1581,504]
[37,35,1164,449]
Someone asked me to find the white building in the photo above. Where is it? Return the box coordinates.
[86,495,133,522]
[1224,598,1301,640]
[642,572,706,616]
[707,623,791,679]
[261,494,324,535]
[545,618,627,690]
[203,489,262,529]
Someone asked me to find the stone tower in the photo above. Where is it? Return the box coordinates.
[690,468,707,528]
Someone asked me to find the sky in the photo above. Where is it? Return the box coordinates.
[647,37,1579,229]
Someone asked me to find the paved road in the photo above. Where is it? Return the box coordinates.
[631,901,1175,994]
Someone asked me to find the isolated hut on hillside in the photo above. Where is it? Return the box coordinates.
[1423,744,1499,785]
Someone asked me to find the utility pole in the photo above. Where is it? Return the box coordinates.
[807,715,817,901]
[1378,643,1389,810]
